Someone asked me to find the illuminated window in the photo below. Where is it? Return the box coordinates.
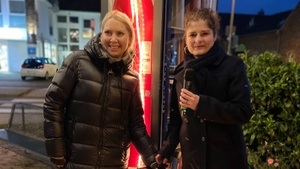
[83,29,93,39]
[70,29,79,43]
[83,19,93,38]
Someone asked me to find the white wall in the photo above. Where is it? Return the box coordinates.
[35,0,53,42]
[8,40,27,72]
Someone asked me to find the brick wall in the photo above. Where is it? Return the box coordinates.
[239,31,279,56]
[279,3,300,62]
[234,3,300,63]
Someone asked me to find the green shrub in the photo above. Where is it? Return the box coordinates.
[240,51,300,169]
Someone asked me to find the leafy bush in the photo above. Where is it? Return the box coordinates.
[240,51,300,168]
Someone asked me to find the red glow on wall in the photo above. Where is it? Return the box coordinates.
[113,0,153,167]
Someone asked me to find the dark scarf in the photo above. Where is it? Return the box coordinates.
[178,41,224,95]
[184,41,221,70]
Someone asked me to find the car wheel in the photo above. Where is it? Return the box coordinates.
[21,76,26,80]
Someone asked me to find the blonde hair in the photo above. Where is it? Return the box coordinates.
[101,10,136,55]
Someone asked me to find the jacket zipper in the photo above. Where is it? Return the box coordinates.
[97,68,113,168]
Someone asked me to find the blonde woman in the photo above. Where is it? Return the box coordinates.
[44,10,158,169]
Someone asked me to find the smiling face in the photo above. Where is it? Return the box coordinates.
[100,18,131,59]
[185,19,217,57]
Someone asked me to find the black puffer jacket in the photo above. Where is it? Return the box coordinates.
[44,33,157,168]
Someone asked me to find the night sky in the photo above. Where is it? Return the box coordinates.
[59,0,100,12]
[218,0,299,15]
[58,0,300,15]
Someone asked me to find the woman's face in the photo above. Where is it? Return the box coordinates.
[185,19,217,57]
[101,18,131,59]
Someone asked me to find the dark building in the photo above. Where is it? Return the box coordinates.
[219,2,300,62]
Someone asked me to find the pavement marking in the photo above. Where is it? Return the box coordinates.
[0,98,44,114]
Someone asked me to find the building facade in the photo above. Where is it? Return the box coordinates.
[219,2,300,62]
[0,0,101,72]
[53,10,100,66]
[0,0,28,72]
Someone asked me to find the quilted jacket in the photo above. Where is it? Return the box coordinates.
[44,33,157,168]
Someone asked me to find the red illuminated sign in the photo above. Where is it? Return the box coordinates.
[113,0,153,167]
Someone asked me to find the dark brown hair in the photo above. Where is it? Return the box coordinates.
[184,8,220,36]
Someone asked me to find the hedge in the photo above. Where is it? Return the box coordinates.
[240,51,300,168]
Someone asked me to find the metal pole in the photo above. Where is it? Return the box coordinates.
[21,105,25,131]
[227,0,235,55]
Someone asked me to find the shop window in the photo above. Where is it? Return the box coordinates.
[44,43,51,58]
[58,28,67,42]
[0,45,8,71]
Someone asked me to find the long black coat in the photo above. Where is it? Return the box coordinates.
[159,42,253,169]
[44,33,157,168]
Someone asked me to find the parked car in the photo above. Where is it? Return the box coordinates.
[20,57,57,80]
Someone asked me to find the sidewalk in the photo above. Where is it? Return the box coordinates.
[0,71,32,97]
[0,71,52,168]
[0,71,48,98]
[0,137,53,169]
[0,71,20,81]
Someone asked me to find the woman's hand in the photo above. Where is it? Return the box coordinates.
[155,154,168,165]
[50,156,66,168]
[179,88,200,110]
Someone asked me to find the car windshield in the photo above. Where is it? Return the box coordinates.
[23,58,54,68]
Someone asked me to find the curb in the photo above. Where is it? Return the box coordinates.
[0,137,54,168]
[0,88,32,98]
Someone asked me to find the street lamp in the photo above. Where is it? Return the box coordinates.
[227,0,235,54]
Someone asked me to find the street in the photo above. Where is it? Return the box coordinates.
[0,71,54,168]
[0,71,50,125]
[0,71,51,88]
